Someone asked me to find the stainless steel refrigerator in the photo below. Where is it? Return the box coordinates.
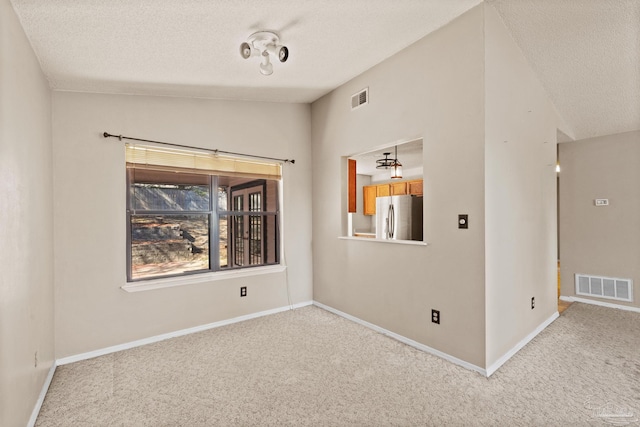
[375,195,423,241]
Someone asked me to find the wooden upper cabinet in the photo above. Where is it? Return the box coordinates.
[363,185,377,216]
[376,184,390,197]
[390,181,407,195]
[408,180,423,195]
[362,180,423,216]
[348,159,356,213]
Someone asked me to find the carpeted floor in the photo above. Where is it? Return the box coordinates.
[36,303,640,426]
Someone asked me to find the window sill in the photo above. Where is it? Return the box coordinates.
[338,236,428,246]
[122,265,287,293]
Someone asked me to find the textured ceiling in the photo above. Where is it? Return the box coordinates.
[487,0,640,141]
[8,0,481,103]
[9,0,640,141]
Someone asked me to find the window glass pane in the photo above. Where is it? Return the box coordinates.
[218,186,228,211]
[131,214,210,279]
[265,214,278,264]
[249,213,262,265]
[219,215,229,269]
[131,170,210,211]
[225,213,278,268]
[232,213,245,266]
[127,168,279,281]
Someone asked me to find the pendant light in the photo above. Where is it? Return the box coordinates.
[376,152,394,169]
[390,145,402,179]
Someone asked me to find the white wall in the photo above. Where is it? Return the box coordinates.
[52,92,312,358]
[352,174,372,232]
[484,3,560,367]
[0,1,54,425]
[311,5,487,368]
[559,130,640,308]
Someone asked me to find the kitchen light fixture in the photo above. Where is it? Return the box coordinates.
[376,152,394,169]
[240,31,289,76]
[390,145,402,179]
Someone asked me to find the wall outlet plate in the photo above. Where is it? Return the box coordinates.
[594,199,609,206]
[240,286,247,297]
[431,309,440,324]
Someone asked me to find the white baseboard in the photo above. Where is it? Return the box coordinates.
[56,300,313,366]
[28,362,56,427]
[485,311,559,377]
[312,301,488,377]
[560,295,640,313]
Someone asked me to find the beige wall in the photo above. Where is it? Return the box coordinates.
[52,92,312,358]
[311,6,487,368]
[311,4,562,371]
[0,1,55,425]
[559,130,640,308]
[484,3,560,367]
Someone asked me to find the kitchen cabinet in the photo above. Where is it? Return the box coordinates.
[390,181,407,195]
[408,180,423,195]
[376,184,390,197]
[363,180,423,216]
[363,185,377,216]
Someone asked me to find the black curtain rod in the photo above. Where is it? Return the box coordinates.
[103,132,295,164]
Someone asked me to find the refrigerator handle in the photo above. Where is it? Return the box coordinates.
[389,204,395,239]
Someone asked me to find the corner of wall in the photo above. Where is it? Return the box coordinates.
[483,0,559,369]
[0,1,55,426]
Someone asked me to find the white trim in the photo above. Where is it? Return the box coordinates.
[56,300,313,366]
[28,363,56,427]
[485,311,559,377]
[122,264,287,293]
[560,295,640,314]
[338,236,428,246]
[312,301,487,376]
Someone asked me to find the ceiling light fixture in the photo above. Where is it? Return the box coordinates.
[240,31,289,76]
[390,145,402,179]
[375,147,403,179]
[376,152,394,169]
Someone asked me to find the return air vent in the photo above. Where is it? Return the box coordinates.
[575,274,633,302]
[351,87,368,110]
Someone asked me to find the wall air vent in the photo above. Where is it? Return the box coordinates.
[575,274,633,302]
[351,87,369,110]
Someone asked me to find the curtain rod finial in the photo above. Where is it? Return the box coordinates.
[103,132,110,138]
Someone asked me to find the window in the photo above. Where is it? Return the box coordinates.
[126,144,280,281]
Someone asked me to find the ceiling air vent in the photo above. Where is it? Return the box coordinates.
[351,88,369,110]
[575,274,633,302]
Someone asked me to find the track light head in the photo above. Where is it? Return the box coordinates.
[240,42,253,59]
[267,44,289,62]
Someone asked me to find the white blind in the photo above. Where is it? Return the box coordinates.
[125,143,282,180]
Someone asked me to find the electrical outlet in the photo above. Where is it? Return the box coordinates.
[240,286,247,297]
[531,297,535,310]
[431,309,440,324]
[34,351,38,368]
